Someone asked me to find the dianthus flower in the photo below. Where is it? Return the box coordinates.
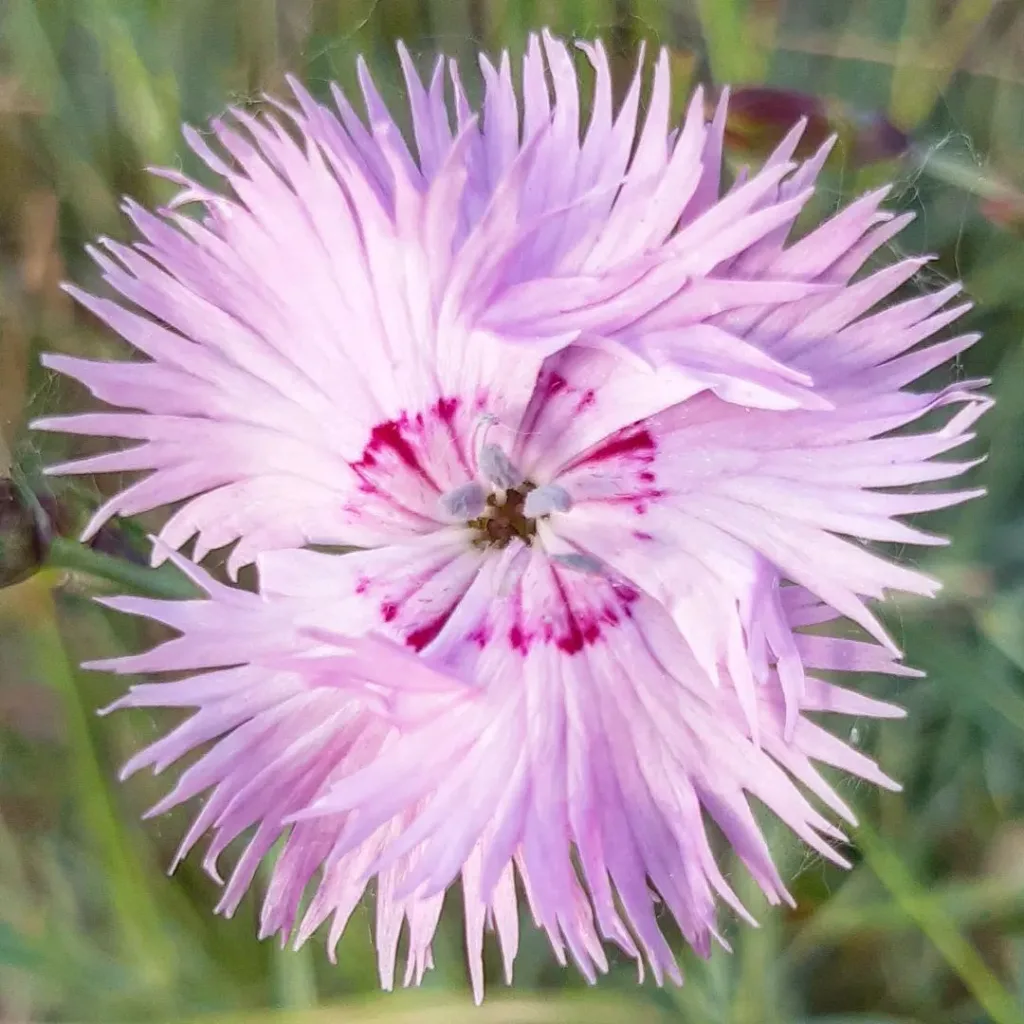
[36,32,989,1000]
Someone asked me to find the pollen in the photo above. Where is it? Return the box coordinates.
[468,486,538,549]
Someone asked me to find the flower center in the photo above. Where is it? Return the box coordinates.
[468,485,538,549]
[437,429,574,550]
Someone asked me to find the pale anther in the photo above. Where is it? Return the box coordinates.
[478,443,524,490]
[523,484,573,518]
[550,551,606,576]
[439,481,487,520]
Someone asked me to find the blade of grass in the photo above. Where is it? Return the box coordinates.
[270,940,318,1011]
[889,0,998,128]
[0,920,45,970]
[262,857,318,1010]
[80,0,180,168]
[694,0,767,83]
[971,596,1024,736]
[856,820,1024,1024]
[239,0,282,93]
[11,578,175,998]
[789,872,1024,953]
[4,0,119,229]
[732,858,787,1024]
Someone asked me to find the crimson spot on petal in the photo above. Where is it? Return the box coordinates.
[576,428,656,466]
[509,623,530,655]
[405,605,458,652]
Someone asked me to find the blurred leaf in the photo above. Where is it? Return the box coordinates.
[0,919,44,970]
[790,872,1024,949]
[79,0,180,167]
[888,0,1000,128]
[695,0,769,83]
[857,821,1024,1024]
[178,992,676,1024]
[2,0,62,109]
[17,583,177,998]
[794,1017,926,1023]
[981,192,1024,238]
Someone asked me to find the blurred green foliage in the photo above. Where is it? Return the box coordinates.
[1,1,1023,1022]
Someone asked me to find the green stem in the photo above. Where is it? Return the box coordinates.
[262,856,318,1010]
[46,536,201,599]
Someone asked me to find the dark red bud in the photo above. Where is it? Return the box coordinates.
[719,87,910,169]
[848,111,911,166]
[721,87,833,160]
[0,479,54,588]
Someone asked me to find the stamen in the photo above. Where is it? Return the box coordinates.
[523,484,573,518]
[438,481,487,520]
[550,551,606,576]
[470,412,500,456]
[478,443,524,490]
[470,412,502,473]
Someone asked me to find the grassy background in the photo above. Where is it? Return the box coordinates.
[2,1,1024,1021]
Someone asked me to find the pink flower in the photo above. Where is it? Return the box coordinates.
[38,33,988,1000]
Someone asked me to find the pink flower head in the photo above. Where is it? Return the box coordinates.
[38,33,989,1001]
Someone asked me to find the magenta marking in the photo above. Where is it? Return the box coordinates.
[544,372,568,397]
[518,370,571,440]
[576,388,596,413]
[432,396,472,475]
[579,429,655,465]
[435,396,459,424]
[371,421,429,475]
[550,564,601,656]
[557,619,586,654]
[406,605,457,652]
[468,624,491,648]
[504,572,640,658]
[507,587,530,656]
[600,489,666,508]
[509,623,529,655]
[352,415,440,495]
